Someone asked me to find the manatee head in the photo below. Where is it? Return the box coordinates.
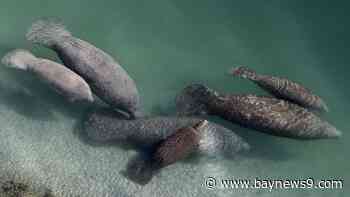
[175,84,218,116]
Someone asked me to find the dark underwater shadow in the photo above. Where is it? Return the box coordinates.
[120,149,159,185]
[120,145,204,186]
[0,68,94,121]
[0,71,57,121]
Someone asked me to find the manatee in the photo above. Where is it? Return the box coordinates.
[152,120,208,168]
[176,84,341,139]
[125,120,210,185]
[1,49,93,103]
[26,19,141,118]
[83,109,250,158]
[231,66,329,112]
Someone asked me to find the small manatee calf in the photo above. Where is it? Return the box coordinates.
[176,84,341,139]
[230,66,329,112]
[26,19,141,118]
[1,49,93,103]
[83,109,250,159]
[152,120,208,168]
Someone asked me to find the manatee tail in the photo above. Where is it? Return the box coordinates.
[1,49,37,70]
[26,18,71,47]
[175,84,216,116]
[323,122,342,138]
[230,66,258,80]
[318,98,329,113]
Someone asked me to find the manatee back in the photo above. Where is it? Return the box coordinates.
[153,127,199,167]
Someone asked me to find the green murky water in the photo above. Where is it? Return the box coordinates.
[0,0,348,196]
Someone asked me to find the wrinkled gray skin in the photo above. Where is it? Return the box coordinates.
[26,19,141,118]
[83,109,250,158]
[176,84,342,139]
[1,49,93,103]
[231,66,329,112]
